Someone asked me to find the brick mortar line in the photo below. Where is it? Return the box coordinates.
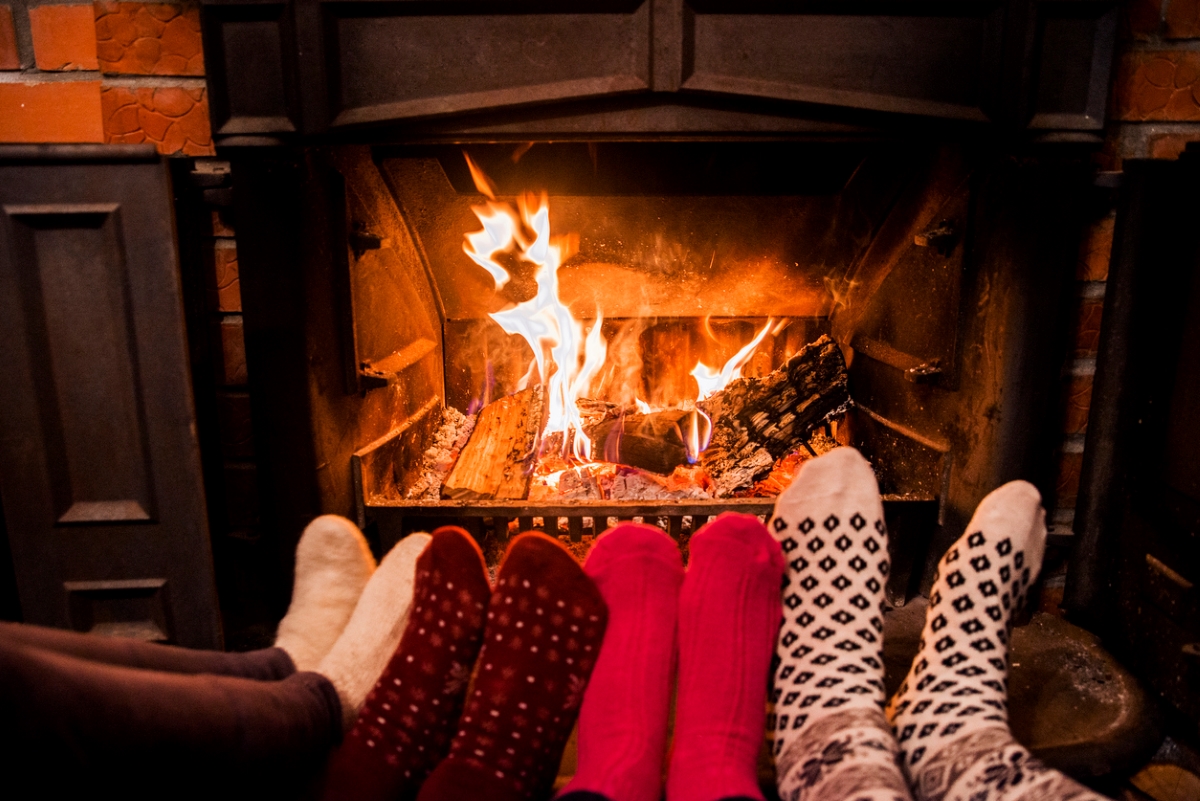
[0,72,207,87]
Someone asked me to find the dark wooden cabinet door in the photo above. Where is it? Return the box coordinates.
[0,145,221,649]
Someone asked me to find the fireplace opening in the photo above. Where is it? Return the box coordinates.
[233,139,1079,605]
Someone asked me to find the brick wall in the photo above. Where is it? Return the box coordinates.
[1040,0,1200,612]
[0,0,213,154]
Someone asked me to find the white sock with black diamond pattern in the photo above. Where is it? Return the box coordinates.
[885,481,1108,801]
[769,447,912,801]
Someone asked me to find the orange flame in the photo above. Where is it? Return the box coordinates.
[691,318,774,401]
[680,409,712,464]
[463,160,607,462]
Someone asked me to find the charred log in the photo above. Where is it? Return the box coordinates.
[441,385,546,501]
[699,335,849,496]
[587,409,708,475]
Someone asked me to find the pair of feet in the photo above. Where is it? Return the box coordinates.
[320,528,609,801]
[770,447,1106,801]
[560,513,786,801]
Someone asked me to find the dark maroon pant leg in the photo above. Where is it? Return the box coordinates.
[0,637,341,799]
[0,620,295,679]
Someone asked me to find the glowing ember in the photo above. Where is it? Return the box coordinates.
[691,318,775,401]
[463,158,607,462]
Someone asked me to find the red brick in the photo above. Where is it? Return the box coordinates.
[0,81,104,142]
[1056,451,1084,509]
[94,2,203,75]
[1063,373,1094,436]
[1073,298,1104,358]
[1077,216,1113,281]
[1148,131,1200,159]
[29,4,99,71]
[1166,0,1200,39]
[211,245,241,312]
[0,6,19,70]
[1114,50,1200,121]
[101,84,214,155]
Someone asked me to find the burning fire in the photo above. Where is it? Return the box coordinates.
[462,155,775,470]
[691,318,774,401]
[463,155,607,462]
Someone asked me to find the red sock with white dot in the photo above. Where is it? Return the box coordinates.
[417,532,608,801]
[320,526,491,801]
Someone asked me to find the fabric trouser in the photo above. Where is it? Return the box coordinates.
[0,622,342,800]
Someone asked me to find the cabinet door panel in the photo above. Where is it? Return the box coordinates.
[0,146,221,649]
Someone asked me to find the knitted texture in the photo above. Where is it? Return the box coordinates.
[769,448,910,801]
[321,526,491,801]
[275,515,377,671]
[666,512,785,801]
[318,533,430,729]
[557,522,684,801]
[887,482,1105,801]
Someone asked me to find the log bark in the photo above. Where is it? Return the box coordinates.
[441,385,546,501]
[699,335,849,496]
[587,409,701,475]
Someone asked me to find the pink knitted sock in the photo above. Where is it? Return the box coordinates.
[557,523,684,801]
[666,513,786,801]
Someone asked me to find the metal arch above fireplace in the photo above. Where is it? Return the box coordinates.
[198,0,1117,142]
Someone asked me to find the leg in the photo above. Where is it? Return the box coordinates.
[417,532,608,801]
[320,526,492,801]
[318,532,432,729]
[886,481,1110,801]
[0,637,341,797]
[558,522,684,801]
[666,512,785,801]
[769,448,912,801]
[0,621,294,679]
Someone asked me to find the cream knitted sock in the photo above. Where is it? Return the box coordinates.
[318,533,431,729]
[275,515,377,671]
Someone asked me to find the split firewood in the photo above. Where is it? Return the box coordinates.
[441,385,546,501]
[587,409,709,475]
[699,335,849,496]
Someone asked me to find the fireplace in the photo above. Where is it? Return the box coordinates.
[190,1,1119,634]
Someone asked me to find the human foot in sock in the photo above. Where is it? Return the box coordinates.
[275,515,377,671]
[886,481,1107,801]
[417,532,608,801]
[769,448,911,801]
[557,523,684,801]
[665,512,786,801]
[321,526,491,801]
[318,532,431,729]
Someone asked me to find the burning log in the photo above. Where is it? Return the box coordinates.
[441,385,546,501]
[699,335,849,496]
[587,409,709,475]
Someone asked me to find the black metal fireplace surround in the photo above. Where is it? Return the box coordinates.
[193,0,1117,618]
[0,0,1135,695]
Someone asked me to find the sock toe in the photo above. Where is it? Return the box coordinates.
[692,512,783,571]
[275,515,377,671]
[967,480,1047,579]
[586,522,680,575]
[779,447,877,502]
